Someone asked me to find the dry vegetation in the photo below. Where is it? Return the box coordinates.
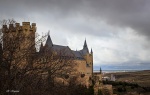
[104,70,150,87]
[99,70,150,95]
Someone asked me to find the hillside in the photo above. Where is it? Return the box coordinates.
[103,70,150,87]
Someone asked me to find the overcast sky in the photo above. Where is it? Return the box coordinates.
[0,0,150,70]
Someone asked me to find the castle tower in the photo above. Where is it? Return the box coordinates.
[21,22,36,53]
[82,39,93,76]
[2,22,36,65]
[2,22,36,52]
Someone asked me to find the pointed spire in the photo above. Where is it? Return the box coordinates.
[45,31,53,47]
[39,42,43,52]
[91,48,93,54]
[48,30,50,35]
[83,38,87,48]
[100,67,102,74]
[82,38,89,54]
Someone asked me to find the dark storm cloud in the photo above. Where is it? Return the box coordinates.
[77,0,150,37]
[1,0,150,69]
[89,0,150,37]
[1,0,150,37]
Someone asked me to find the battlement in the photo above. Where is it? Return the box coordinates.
[22,22,30,26]
[2,22,36,32]
[9,24,14,28]
[3,25,7,28]
[32,23,36,27]
[15,23,20,27]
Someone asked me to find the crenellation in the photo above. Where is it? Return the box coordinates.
[22,22,30,26]
[15,23,20,27]
[31,23,36,32]
[17,26,22,31]
[3,25,7,28]
[16,22,36,32]
[32,23,36,26]
[9,24,14,29]
[2,22,36,33]
[8,24,16,32]
[2,25,9,33]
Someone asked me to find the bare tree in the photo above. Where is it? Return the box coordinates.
[0,19,79,95]
[0,19,48,94]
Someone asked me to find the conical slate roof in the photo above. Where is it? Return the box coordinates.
[45,34,53,47]
[82,39,89,55]
[91,48,93,54]
[39,42,43,52]
[83,39,87,48]
[38,33,91,60]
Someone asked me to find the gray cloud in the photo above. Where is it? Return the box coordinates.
[1,0,150,37]
[1,0,150,70]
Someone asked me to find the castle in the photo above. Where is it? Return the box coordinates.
[1,22,93,86]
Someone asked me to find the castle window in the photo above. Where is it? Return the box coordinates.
[81,74,85,78]
[86,63,90,67]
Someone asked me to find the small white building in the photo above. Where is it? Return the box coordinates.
[110,74,116,81]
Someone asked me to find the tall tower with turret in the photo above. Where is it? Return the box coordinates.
[2,22,36,65]
[82,39,93,76]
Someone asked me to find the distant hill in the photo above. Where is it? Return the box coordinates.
[103,70,150,87]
